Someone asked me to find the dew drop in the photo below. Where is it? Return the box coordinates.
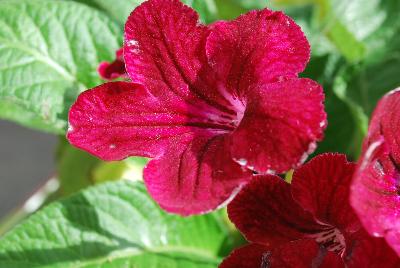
[266,169,276,175]
[372,232,380,237]
[67,123,74,132]
[237,158,248,166]
[386,87,400,96]
[127,39,139,46]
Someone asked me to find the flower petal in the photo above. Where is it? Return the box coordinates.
[143,134,252,216]
[351,140,400,256]
[220,241,343,268]
[97,48,128,81]
[67,81,212,160]
[124,0,236,117]
[292,154,359,232]
[364,88,400,162]
[345,230,400,267]
[351,89,400,256]
[229,78,326,173]
[207,9,310,98]
[219,244,270,268]
[228,175,321,246]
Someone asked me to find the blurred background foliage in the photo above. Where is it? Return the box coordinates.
[0,0,399,238]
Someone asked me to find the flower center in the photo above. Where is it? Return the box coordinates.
[193,98,245,133]
[309,227,346,256]
[214,83,247,129]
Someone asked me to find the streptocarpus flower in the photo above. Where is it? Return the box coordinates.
[221,154,400,267]
[97,48,128,80]
[67,0,326,215]
[351,88,400,256]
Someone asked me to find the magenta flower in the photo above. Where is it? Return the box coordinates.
[97,48,128,80]
[67,0,326,215]
[351,88,400,256]
[221,154,400,267]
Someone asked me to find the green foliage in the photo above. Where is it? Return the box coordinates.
[230,0,268,10]
[72,0,218,25]
[214,0,268,20]
[0,0,122,133]
[340,59,400,117]
[0,181,230,267]
[71,0,144,25]
[275,0,400,159]
[57,140,100,195]
[57,139,147,195]
[181,0,219,23]
[214,0,248,19]
[275,0,400,63]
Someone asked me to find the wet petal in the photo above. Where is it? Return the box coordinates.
[207,9,310,98]
[220,240,343,268]
[292,154,359,232]
[144,134,252,216]
[351,89,400,256]
[124,0,235,116]
[364,88,400,163]
[219,244,271,268]
[229,78,326,173]
[67,81,211,160]
[345,230,400,267]
[228,175,321,246]
[351,140,400,256]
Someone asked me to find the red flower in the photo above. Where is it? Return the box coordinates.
[67,0,326,215]
[221,154,399,267]
[97,48,128,80]
[351,88,400,256]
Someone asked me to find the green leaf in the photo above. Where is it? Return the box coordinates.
[73,0,218,25]
[92,156,147,184]
[283,5,335,57]
[315,89,367,159]
[214,0,248,20]
[312,0,400,62]
[0,0,122,133]
[181,0,219,23]
[272,0,314,5]
[313,0,367,62]
[0,181,229,267]
[230,0,268,10]
[276,0,399,62]
[334,56,400,117]
[57,141,100,195]
[71,0,144,26]
[57,140,147,195]
[363,1,400,62]
[213,0,269,21]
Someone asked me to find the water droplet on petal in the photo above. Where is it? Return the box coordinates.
[67,124,74,132]
[237,158,248,166]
